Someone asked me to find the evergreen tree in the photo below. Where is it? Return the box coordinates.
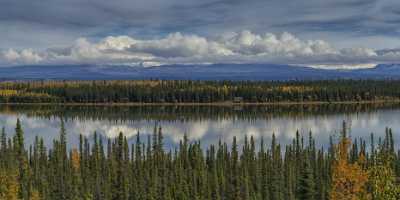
[296,153,316,200]
[0,119,399,199]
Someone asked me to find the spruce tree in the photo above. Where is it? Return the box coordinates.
[296,153,316,200]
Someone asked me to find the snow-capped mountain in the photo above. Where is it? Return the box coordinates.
[1,63,400,81]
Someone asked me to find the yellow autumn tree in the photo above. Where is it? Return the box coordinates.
[71,148,80,172]
[329,122,370,200]
[30,189,41,200]
[0,169,20,200]
[70,148,82,200]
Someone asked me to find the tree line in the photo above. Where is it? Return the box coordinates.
[1,80,400,103]
[1,103,396,123]
[0,120,400,199]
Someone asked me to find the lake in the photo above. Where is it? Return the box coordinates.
[0,103,399,149]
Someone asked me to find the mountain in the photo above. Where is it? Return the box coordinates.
[1,63,400,81]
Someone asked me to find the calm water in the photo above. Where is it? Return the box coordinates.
[0,104,399,149]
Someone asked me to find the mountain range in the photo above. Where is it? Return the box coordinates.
[1,63,400,81]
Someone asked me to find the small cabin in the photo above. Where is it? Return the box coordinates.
[233,97,243,103]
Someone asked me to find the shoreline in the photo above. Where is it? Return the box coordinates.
[0,100,400,107]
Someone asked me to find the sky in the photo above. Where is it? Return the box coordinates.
[2,0,400,67]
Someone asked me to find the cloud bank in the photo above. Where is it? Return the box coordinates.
[1,31,400,68]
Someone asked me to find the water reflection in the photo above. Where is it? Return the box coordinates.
[0,104,398,149]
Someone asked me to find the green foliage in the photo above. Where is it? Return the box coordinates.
[369,143,400,200]
[1,79,400,103]
[0,119,399,199]
[297,153,316,200]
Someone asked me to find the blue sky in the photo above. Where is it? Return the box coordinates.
[1,0,400,67]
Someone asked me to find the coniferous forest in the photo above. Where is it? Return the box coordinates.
[1,80,400,103]
[0,119,400,200]
[4,0,400,199]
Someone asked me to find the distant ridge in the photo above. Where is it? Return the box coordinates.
[1,63,400,81]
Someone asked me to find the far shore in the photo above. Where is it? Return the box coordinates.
[0,100,400,107]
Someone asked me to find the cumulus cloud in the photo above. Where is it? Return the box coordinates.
[128,33,233,58]
[0,30,398,68]
[219,31,338,57]
[1,49,43,64]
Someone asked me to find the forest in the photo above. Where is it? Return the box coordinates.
[0,120,399,200]
[1,80,400,103]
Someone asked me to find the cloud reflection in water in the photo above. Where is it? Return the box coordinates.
[0,107,398,150]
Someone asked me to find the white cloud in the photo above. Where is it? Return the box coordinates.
[128,32,233,58]
[340,47,377,58]
[219,31,338,57]
[0,30,396,68]
[98,36,137,51]
[1,49,43,64]
[71,38,102,60]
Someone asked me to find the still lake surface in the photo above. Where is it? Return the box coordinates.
[0,103,399,149]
